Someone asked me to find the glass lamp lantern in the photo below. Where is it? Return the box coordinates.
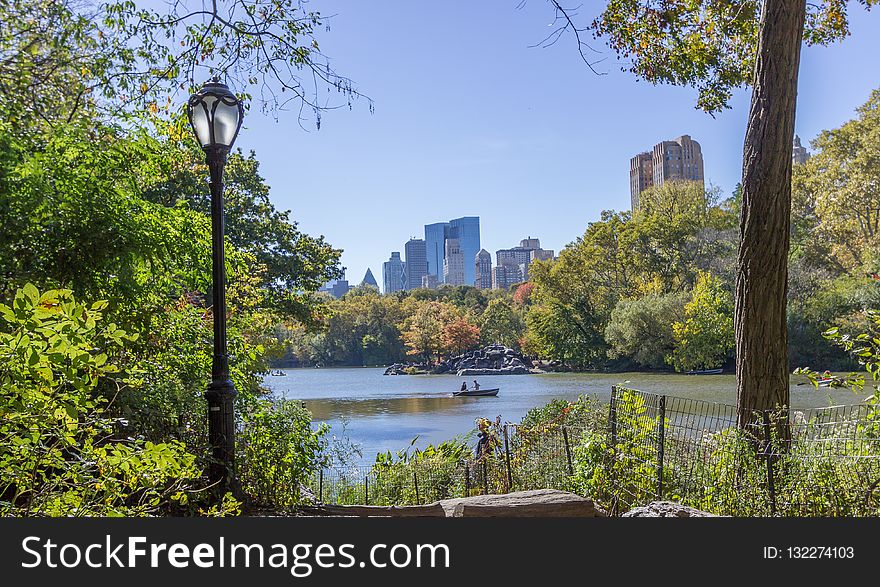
[186,79,244,151]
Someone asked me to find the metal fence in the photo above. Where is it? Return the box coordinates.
[606,386,880,516]
[304,386,880,516]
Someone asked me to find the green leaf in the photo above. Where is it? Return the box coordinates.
[22,283,40,304]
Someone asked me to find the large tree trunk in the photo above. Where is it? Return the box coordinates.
[735,0,806,432]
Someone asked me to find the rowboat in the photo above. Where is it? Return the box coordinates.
[452,388,499,397]
[686,368,723,375]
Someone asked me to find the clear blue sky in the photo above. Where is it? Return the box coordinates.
[232,2,880,288]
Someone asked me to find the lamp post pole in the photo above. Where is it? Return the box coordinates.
[187,79,244,490]
[205,145,237,487]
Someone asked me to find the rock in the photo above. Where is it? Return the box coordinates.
[299,489,606,518]
[440,489,606,518]
[621,501,716,517]
[385,344,539,376]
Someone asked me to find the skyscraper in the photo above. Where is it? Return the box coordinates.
[492,264,522,291]
[383,252,406,294]
[630,152,653,211]
[449,217,480,286]
[424,222,447,283]
[792,135,810,165]
[361,268,379,289]
[443,238,465,285]
[495,238,552,283]
[423,217,481,285]
[404,238,428,290]
[475,249,492,289]
[630,135,704,210]
[319,272,352,298]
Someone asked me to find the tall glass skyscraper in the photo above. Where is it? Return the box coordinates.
[423,217,481,286]
[449,217,480,286]
[424,222,447,282]
[382,252,406,294]
[404,238,427,290]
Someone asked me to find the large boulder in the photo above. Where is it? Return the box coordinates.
[300,489,607,518]
[439,489,606,517]
[622,501,716,517]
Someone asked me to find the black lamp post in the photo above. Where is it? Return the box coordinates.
[186,79,244,486]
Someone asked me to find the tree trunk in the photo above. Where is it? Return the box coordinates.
[735,0,806,434]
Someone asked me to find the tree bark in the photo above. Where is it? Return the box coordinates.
[735,0,806,433]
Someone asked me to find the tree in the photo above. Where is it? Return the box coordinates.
[605,292,688,369]
[442,317,481,356]
[548,0,878,428]
[139,139,343,321]
[399,301,454,363]
[669,273,735,372]
[792,90,880,272]
[480,298,525,349]
[0,0,367,130]
[627,181,733,291]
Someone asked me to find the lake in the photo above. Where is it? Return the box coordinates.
[264,367,862,464]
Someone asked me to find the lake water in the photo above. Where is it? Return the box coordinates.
[264,368,862,464]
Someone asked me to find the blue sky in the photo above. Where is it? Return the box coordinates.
[231,2,880,287]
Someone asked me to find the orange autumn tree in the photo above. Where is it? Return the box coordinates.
[400,300,457,363]
[442,317,481,356]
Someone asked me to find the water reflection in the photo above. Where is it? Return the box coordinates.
[264,367,862,464]
[305,394,499,420]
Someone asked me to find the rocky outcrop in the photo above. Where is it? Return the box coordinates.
[457,365,530,376]
[383,344,538,375]
[434,344,536,375]
[621,501,716,517]
[299,489,606,517]
[383,362,431,375]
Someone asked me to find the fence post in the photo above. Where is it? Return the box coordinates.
[413,470,420,504]
[562,426,574,476]
[608,386,619,516]
[609,386,618,449]
[656,395,666,501]
[761,411,777,516]
[503,424,513,493]
[318,469,323,503]
[364,475,369,505]
[482,459,489,495]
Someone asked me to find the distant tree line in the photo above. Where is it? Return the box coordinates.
[278,92,880,372]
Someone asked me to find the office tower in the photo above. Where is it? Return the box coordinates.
[792,135,810,165]
[424,222,447,283]
[530,249,554,263]
[404,238,428,290]
[443,238,465,285]
[423,216,481,285]
[630,135,704,211]
[319,272,352,298]
[492,263,523,291]
[383,252,406,294]
[495,238,553,283]
[475,249,492,289]
[422,274,439,289]
[630,152,653,212]
[449,217,481,286]
[361,268,379,289]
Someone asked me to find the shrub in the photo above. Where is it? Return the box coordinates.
[237,399,329,508]
[0,284,235,516]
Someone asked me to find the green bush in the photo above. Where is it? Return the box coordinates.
[0,284,236,516]
[237,399,328,508]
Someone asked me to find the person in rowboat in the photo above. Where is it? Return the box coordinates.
[472,380,480,390]
[460,381,468,392]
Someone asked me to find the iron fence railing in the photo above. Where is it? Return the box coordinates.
[291,386,880,516]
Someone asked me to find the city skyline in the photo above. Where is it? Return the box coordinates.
[231,2,880,289]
